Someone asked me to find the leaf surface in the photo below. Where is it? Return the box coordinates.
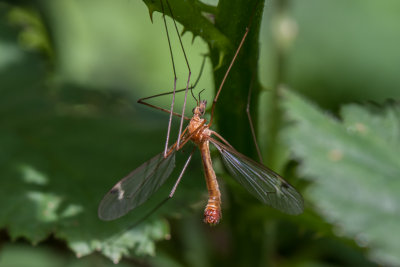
[282,89,400,266]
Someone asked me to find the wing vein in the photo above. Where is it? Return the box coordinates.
[210,138,304,215]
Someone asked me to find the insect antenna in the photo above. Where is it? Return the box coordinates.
[198,89,206,103]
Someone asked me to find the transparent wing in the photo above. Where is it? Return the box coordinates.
[98,152,176,221]
[211,139,304,215]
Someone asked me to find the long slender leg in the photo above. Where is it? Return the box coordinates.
[165,0,192,149]
[208,4,259,127]
[208,27,249,127]
[175,120,207,150]
[164,127,189,158]
[138,88,191,120]
[137,55,207,119]
[246,72,263,163]
[209,130,234,149]
[177,74,191,149]
[160,0,178,158]
[111,147,195,234]
[168,146,195,197]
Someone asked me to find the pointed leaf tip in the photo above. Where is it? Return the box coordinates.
[213,51,225,71]
[181,27,188,36]
[148,8,155,23]
[142,0,157,23]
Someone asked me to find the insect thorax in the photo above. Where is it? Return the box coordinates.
[188,116,210,143]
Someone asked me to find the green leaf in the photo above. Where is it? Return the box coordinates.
[0,242,134,267]
[282,89,400,266]
[142,0,231,57]
[0,6,205,262]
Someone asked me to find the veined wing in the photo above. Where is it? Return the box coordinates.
[98,152,176,221]
[211,139,304,215]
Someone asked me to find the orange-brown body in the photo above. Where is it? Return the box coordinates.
[187,101,221,225]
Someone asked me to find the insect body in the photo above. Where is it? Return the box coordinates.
[98,0,303,225]
[187,100,221,224]
[98,99,304,224]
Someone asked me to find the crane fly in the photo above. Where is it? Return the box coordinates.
[98,0,304,225]
[98,97,304,224]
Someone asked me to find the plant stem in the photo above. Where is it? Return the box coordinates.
[209,0,265,157]
[209,1,268,266]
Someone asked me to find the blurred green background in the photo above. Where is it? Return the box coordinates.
[1,0,400,266]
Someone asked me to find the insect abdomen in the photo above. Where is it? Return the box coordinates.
[198,141,221,225]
